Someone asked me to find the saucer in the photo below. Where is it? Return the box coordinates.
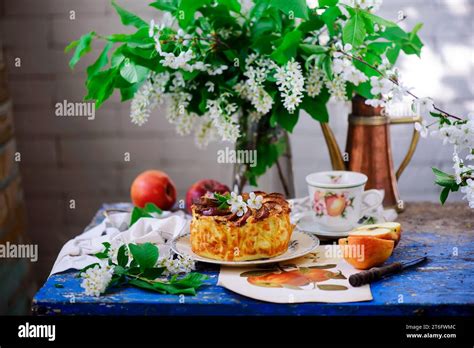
[294,213,353,240]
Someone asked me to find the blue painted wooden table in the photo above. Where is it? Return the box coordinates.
[32,203,474,316]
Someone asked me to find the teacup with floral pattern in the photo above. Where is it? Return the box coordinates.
[306,171,383,232]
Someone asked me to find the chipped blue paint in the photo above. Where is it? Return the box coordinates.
[32,204,474,316]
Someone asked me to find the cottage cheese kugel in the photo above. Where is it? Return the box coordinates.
[190,192,294,261]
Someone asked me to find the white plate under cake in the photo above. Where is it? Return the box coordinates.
[171,192,320,265]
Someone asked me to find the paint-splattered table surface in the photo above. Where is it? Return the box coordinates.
[32,203,474,316]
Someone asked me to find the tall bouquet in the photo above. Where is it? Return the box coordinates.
[66,0,473,207]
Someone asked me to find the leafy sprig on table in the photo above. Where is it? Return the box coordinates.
[81,242,207,296]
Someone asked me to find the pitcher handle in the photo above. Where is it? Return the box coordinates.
[390,115,422,180]
[320,122,346,171]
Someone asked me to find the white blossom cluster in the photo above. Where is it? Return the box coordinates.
[414,99,474,208]
[306,63,325,98]
[234,54,275,114]
[167,73,197,136]
[130,72,170,126]
[194,119,217,148]
[339,0,383,13]
[150,19,228,75]
[306,43,367,102]
[227,192,263,217]
[206,94,241,143]
[158,254,195,277]
[365,64,407,108]
[275,58,305,113]
[80,264,114,297]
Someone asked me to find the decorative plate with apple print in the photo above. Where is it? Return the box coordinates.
[240,262,349,291]
[217,245,373,303]
[171,230,319,266]
[313,191,354,218]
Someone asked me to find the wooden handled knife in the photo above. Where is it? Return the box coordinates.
[348,256,428,287]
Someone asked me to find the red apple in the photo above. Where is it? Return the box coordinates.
[130,170,176,210]
[185,179,230,213]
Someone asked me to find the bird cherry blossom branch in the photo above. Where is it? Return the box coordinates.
[337,50,464,121]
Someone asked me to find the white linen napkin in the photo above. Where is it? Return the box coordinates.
[49,210,190,276]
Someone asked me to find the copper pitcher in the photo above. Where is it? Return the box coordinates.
[320,95,421,212]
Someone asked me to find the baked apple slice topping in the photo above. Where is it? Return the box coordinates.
[191,191,290,226]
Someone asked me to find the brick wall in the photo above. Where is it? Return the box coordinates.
[0,0,472,283]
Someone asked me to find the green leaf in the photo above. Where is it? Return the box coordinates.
[111,0,147,28]
[130,206,149,226]
[321,6,342,36]
[343,10,366,47]
[440,186,450,205]
[140,267,166,280]
[402,28,423,56]
[87,42,113,79]
[380,26,408,42]
[94,242,111,259]
[386,45,401,65]
[319,0,339,6]
[217,0,241,12]
[130,203,163,226]
[271,0,309,19]
[120,83,141,102]
[128,243,159,270]
[170,272,208,289]
[152,281,196,295]
[117,245,128,267]
[251,17,276,38]
[410,23,423,40]
[298,13,324,33]
[114,265,127,275]
[129,278,167,294]
[432,167,452,178]
[107,27,153,45]
[178,0,211,28]
[271,102,299,132]
[120,60,148,83]
[355,80,373,99]
[270,30,303,65]
[85,68,117,108]
[322,55,333,80]
[367,42,392,55]
[66,31,95,69]
[301,94,329,123]
[299,44,327,55]
[432,167,457,188]
[144,202,163,215]
[149,0,178,12]
[360,11,397,28]
[250,0,270,21]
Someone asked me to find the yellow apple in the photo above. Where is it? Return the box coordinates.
[350,222,402,247]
